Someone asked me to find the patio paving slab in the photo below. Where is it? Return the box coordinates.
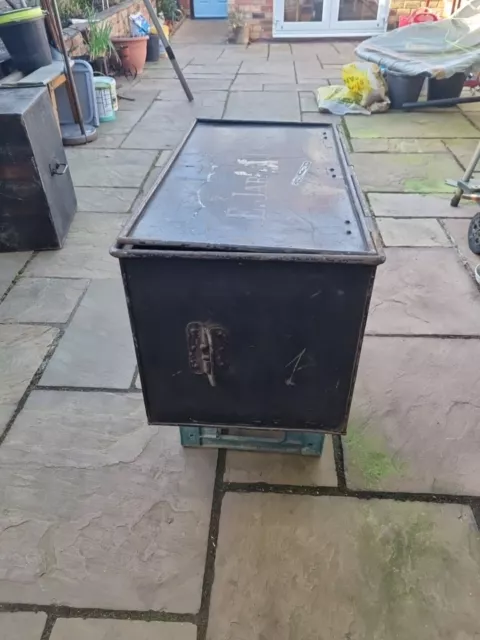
[208,494,480,640]
[443,138,477,169]
[239,61,295,76]
[122,127,188,150]
[293,42,349,63]
[0,325,57,433]
[224,435,337,486]
[300,91,318,112]
[346,336,480,494]
[183,63,241,75]
[25,214,127,280]
[50,619,197,640]
[156,88,228,102]
[346,112,480,139]
[183,73,237,82]
[137,78,232,92]
[75,186,138,213]
[295,63,345,82]
[141,68,179,79]
[302,112,340,123]
[367,247,480,336]
[67,149,156,188]
[0,277,88,324]
[0,252,31,299]
[265,82,323,91]
[0,612,47,640]
[230,76,273,91]
[224,91,301,121]
[94,109,147,135]
[116,89,161,109]
[376,218,450,247]
[86,133,126,149]
[463,113,480,129]
[41,279,135,389]
[352,153,461,193]
[122,98,225,149]
[443,217,480,272]
[350,139,447,153]
[367,193,476,218]
[0,391,216,611]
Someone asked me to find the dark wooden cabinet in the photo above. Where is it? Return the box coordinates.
[0,87,76,252]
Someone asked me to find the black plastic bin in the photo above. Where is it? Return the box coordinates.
[427,73,466,101]
[0,15,51,74]
[386,72,424,109]
[146,34,160,62]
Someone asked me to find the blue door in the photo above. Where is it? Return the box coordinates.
[194,0,227,18]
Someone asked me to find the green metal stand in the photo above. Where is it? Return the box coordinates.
[180,426,325,456]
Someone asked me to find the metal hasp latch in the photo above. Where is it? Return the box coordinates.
[186,322,227,387]
[49,161,68,176]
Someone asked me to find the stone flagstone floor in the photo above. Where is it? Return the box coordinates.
[1,18,480,640]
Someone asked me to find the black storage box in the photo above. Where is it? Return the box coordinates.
[112,120,384,434]
[0,87,77,252]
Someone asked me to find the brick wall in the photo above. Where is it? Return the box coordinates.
[65,0,154,56]
[229,0,273,39]
[388,0,447,28]
[229,0,448,39]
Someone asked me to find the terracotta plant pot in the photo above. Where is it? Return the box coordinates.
[111,36,148,75]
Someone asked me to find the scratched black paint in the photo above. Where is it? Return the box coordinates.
[112,120,384,434]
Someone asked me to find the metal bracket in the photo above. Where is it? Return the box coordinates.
[186,322,227,387]
[50,161,68,176]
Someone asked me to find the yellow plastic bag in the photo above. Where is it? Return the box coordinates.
[342,62,388,110]
[316,62,389,115]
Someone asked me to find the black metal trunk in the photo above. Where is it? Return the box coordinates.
[0,87,77,252]
[112,120,384,434]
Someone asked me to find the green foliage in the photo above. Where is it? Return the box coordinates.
[58,0,93,25]
[158,0,181,22]
[84,10,115,59]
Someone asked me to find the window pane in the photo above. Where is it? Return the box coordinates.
[338,0,378,20]
[284,0,325,22]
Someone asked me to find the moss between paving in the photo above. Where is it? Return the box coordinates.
[208,494,480,640]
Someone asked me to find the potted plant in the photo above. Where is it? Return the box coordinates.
[158,0,182,27]
[228,10,249,45]
[84,11,116,74]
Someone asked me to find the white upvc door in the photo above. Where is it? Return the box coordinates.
[273,0,389,38]
[273,0,332,36]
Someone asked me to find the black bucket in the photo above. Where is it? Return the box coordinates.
[0,16,52,74]
[146,34,160,62]
[386,72,424,109]
[427,73,466,101]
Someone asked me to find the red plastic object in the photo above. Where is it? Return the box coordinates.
[465,75,480,88]
[399,7,439,27]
